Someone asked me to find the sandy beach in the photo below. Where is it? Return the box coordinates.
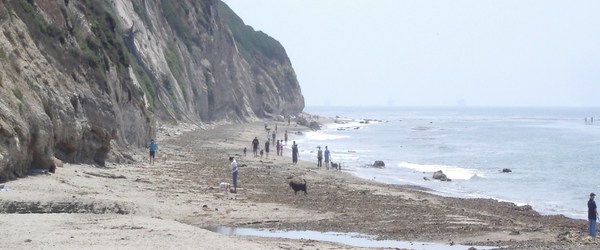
[1,118,600,249]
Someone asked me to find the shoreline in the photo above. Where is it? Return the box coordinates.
[1,118,599,249]
[296,111,591,222]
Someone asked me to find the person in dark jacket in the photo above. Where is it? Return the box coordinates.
[589,192,598,237]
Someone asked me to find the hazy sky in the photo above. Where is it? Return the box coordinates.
[223,0,600,107]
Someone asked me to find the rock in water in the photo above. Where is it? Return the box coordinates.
[372,161,385,168]
[433,170,451,181]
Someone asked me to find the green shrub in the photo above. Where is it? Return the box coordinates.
[161,0,192,51]
[164,42,188,99]
[255,83,264,95]
[207,85,214,107]
[203,70,215,107]
[12,88,23,100]
[133,62,155,107]
[43,101,53,120]
[162,74,175,97]
[132,0,154,31]
[9,0,62,42]
[3,30,15,45]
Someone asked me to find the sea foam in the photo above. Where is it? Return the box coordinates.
[398,162,482,180]
[305,131,349,141]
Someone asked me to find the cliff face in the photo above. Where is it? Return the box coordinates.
[0,0,304,181]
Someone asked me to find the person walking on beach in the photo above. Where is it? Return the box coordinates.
[272,131,276,143]
[324,146,331,170]
[317,146,323,168]
[148,139,158,165]
[292,141,299,165]
[589,193,598,237]
[276,140,281,156]
[284,130,288,145]
[265,140,270,158]
[252,137,259,157]
[229,157,238,193]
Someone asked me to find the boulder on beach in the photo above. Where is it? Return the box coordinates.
[309,121,321,131]
[296,117,321,131]
[433,170,451,182]
[372,161,385,168]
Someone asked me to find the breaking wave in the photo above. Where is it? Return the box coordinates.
[398,162,483,180]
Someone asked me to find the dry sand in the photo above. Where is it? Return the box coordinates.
[1,118,600,249]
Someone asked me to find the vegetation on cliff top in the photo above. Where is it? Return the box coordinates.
[217,1,289,63]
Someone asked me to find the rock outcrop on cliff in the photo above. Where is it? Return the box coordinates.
[0,0,304,181]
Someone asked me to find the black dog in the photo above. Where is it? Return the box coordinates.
[289,179,307,195]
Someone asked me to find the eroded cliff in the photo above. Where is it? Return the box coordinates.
[0,0,304,181]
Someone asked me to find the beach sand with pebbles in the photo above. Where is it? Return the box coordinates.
[1,118,600,249]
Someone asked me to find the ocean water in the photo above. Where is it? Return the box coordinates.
[292,106,600,220]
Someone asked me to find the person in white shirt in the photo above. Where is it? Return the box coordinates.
[229,157,238,193]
